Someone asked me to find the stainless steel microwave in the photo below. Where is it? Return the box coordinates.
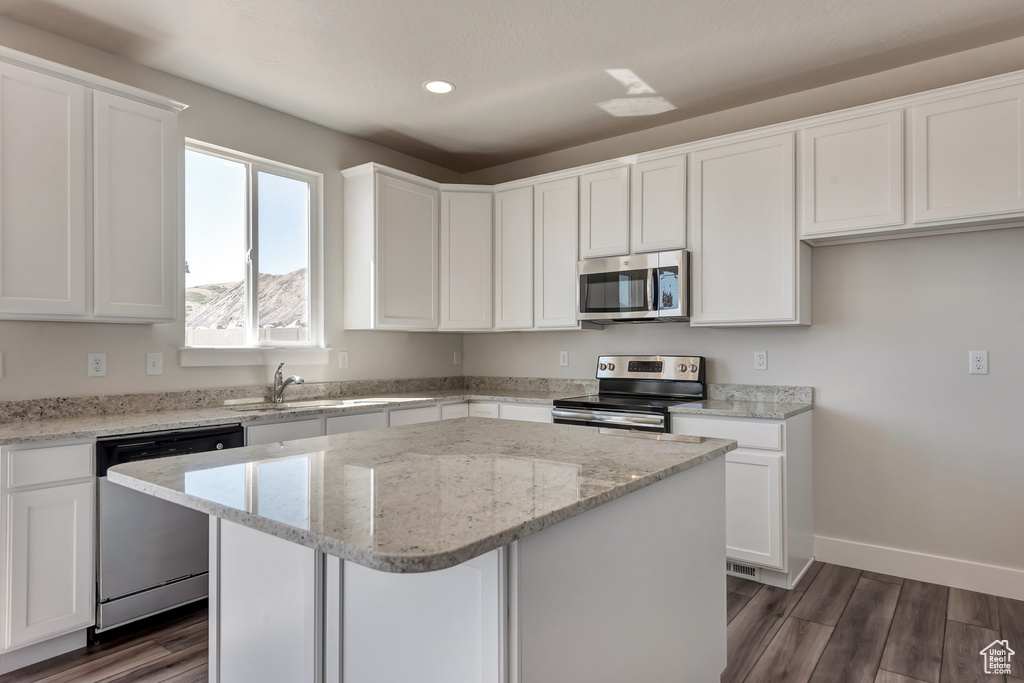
[577,250,689,323]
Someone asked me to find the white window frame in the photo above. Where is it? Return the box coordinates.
[181,140,326,365]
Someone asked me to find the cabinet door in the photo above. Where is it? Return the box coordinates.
[912,85,1024,223]
[325,412,387,435]
[440,191,493,330]
[93,91,178,320]
[689,133,799,325]
[388,405,440,427]
[494,186,534,329]
[725,451,783,569]
[631,155,686,253]
[376,173,439,329]
[343,549,503,683]
[246,418,324,446]
[800,111,904,236]
[6,482,94,649]
[534,177,579,328]
[0,63,86,316]
[579,166,629,259]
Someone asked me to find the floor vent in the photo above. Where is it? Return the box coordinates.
[726,561,759,580]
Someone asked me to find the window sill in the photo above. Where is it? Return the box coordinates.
[178,347,332,368]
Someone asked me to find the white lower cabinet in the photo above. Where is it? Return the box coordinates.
[388,405,440,427]
[341,550,503,683]
[0,442,95,654]
[245,418,325,446]
[325,412,387,435]
[672,411,812,589]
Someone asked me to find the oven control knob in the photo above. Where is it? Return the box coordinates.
[678,364,686,372]
[689,364,698,373]
[607,363,615,371]
[216,442,225,450]
[599,363,607,371]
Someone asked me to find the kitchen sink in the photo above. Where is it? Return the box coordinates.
[228,398,388,412]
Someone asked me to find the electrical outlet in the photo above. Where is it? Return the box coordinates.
[338,351,349,369]
[559,351,569,367]
[146,352,163,376]
[88,353,107,377]
[754,351,768,371]
[0,353,4,380]
[453,350,462,366]
[969,350,989,375]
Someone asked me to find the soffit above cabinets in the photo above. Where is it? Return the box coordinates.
[2,0,1024,172]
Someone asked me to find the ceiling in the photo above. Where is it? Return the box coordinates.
[3,0,1024,173]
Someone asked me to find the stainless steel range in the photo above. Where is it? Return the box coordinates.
[552,355,706,433]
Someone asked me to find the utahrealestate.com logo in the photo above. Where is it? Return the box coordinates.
[980,639,1015,675]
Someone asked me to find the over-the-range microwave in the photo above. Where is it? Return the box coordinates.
[577,249,689,323]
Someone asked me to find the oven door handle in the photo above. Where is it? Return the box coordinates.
[552,408,665,428]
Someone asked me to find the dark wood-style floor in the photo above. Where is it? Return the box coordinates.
[2,562,1021,682]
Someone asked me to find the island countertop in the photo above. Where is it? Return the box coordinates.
[108,417,736,573]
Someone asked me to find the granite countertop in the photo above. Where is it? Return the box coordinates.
[108,417,736,573]
[0,389,564,446]
[669,399,812,420]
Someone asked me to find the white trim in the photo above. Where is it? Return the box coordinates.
[814,535,1024,601]
[0,629,86,674]
[178,347,331,367]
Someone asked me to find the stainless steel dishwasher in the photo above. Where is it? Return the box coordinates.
[94,424,244,634]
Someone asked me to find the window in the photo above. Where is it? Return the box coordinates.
[184,142,321,347]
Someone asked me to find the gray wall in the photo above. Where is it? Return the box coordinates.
[0,16,463,400]
[465,229,1024,570]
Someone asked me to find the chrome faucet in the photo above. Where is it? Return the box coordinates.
[272,362,305,404]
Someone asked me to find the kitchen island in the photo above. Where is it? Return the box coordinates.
[109,417,736,683]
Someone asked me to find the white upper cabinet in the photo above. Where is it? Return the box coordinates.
[0,62,87,316]
[911,84,1024,223]
[344,166,439,330]
[631,154,687,253]
[440,190,493,330]
[578,166,629,259]
[689,133,809,326]
[494,186,534,329]
[534,177,579,328]
[799,111,904,237]
[93,91,178,320]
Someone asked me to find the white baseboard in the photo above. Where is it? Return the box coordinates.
[814,535,1024,601]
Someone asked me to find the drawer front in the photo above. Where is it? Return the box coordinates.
[498,404,553,424]
[246,419,324,446]
[6,443,93,488]
[672,416,783,451]
[388,405,440,427]
[325,412,387,435]
[440,403,470,420]
[468,403,500,418]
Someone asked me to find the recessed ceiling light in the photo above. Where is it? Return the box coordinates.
[423,80,455,94]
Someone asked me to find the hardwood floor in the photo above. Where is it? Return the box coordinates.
[1,563,1020,682]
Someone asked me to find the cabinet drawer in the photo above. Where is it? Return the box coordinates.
[246,419,324,446]
[469,403,500,418]
[499,404,552,424]
[6,443,93,488]
[325,412,387,435]
[440,403,470,420]
[388,405,440,427]
[672,416,782,451]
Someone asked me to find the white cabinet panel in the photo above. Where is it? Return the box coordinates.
[376,173,439,329]
[533,177,579,328]
[494,186,534,329]
[389,405,440,427]
[579,166,629,259]
[7,444,93,488]
[689,133,807,326]
[440,403,470,420]
[440,191,492,330]
[672,416,782,451]
[93,91,178,320]
[499,403,553,423]
[343,549,503,683]
[800,111,904,236]
[325,412,387,435]
[631,154,686,253]
[5,482,94,650]
[0,63,86,316]
[912,85,1024,222]
[246,418,324,446]
[725,451,783,570]
[469,403,500,418]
